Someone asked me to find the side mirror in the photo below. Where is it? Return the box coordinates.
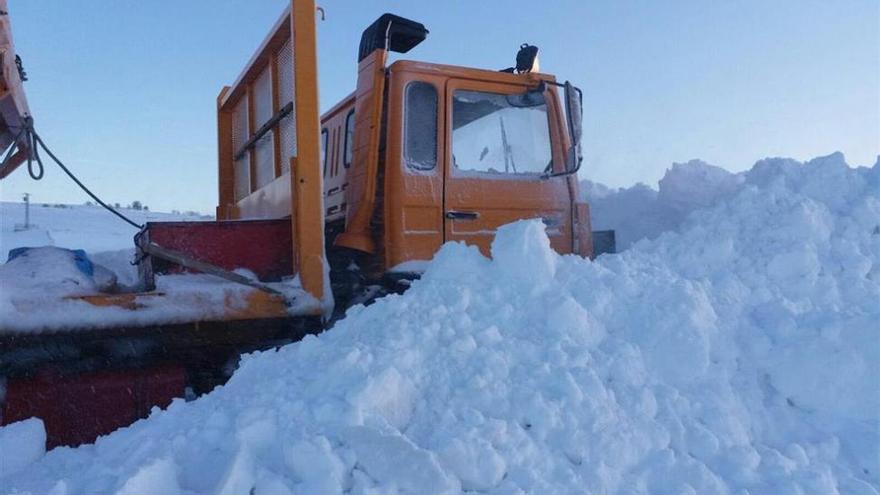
[564,81,583,173]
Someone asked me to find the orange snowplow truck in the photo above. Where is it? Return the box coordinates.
[0,1,593,448]
[136,2,593,318]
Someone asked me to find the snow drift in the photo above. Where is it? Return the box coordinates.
[583,159,750,251]
[1,152,878,494]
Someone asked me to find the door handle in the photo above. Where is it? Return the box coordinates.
[445,210,479,220]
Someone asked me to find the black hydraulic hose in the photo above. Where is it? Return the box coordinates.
[27,124,43,180]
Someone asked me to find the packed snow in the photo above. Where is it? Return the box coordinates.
[0,204,320,331]
[0,248,318,333]
[1,152,878,494]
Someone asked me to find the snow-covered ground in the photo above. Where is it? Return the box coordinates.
[0,202,209,258]
[1,152,878,494]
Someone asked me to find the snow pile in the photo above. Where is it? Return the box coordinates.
[2,153,878,494]
[583,159,745,250]
[0,247,101,297]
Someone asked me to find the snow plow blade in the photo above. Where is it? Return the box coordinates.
[0,316,321,448]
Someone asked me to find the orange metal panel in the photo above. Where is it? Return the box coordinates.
[289,0,325,301]
[70,291,291,321]
[334,50,388,254]
[382,69,446,270]
[576,202,594,259]
[388,59,553,89]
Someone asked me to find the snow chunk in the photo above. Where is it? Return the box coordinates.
[491,219,557,289]
[437,437,506,491]
[116,458,181,495]
[0,418,46,478]
[344,426,459,493]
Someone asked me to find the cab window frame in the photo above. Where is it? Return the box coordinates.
[403,81,439,172]
[343,109,355,169]
[449,86,556,178]
[321,127,329,177]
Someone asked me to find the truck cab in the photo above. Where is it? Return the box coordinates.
[375,60,591,271]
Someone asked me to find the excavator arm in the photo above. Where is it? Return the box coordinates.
[0,0,32,180]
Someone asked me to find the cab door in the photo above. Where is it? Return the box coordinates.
[443,78,573,256]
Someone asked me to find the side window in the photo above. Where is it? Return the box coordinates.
[343,110,355,169]
[452,89,552,175]
[321,128,329,177]
[404,82,437,171]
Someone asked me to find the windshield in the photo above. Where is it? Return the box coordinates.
[451,89,552,176]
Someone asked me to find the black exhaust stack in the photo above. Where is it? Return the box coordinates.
[359,14,428,63]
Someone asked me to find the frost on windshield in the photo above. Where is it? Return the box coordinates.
[404,82,438,171]
[452,90,552,176]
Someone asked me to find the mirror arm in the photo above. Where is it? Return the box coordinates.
[541,154,582,180]
[541,80,583,180]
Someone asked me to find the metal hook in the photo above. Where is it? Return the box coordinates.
[316,6,325,21]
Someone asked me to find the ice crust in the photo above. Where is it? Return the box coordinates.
[1,153,878,494]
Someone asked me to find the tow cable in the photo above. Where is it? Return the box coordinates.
[1,116,144,230]
[3,119,289,298]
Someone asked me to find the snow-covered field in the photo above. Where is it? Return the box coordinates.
[0,202,209,257]
[1,153,878,494]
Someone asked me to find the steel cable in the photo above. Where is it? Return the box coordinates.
[1,118,144,229]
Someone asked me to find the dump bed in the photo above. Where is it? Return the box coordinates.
[215,2,326,303]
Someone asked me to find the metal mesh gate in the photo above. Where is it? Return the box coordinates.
[226,23,298,201]
[277,38,296,176]
[253,66,275,189]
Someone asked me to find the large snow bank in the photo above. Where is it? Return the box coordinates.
[582,158,749,250]
[2,153,878,494]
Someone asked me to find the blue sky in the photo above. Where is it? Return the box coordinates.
[2,0,877,214]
